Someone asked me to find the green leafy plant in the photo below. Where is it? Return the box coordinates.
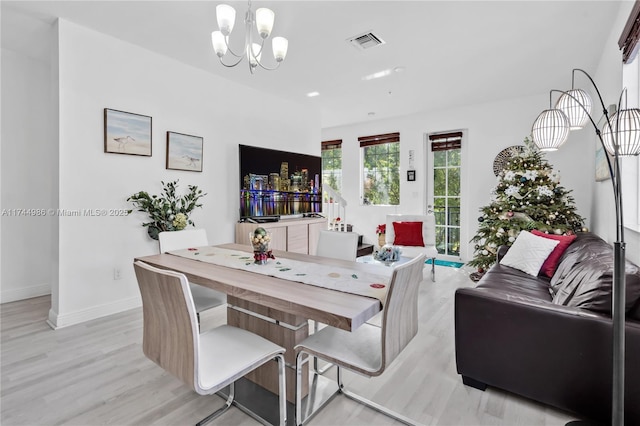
[127,180,206,240]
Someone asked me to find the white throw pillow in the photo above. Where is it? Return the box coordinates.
[499,230,560,276]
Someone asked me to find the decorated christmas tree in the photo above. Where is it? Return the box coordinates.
[468,137,585,274]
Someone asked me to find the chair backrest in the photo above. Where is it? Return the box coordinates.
[385,214,435,246]
[315,230,359,261]
[380,254,426,372]
[158,228,209,253]
[133,261,199,390]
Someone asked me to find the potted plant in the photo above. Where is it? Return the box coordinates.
[127,180,206,240]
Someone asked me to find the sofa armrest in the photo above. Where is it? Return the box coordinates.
[496,245,509,262]
[454,287,640,423]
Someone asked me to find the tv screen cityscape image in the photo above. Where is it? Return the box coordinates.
[239,144,322,218]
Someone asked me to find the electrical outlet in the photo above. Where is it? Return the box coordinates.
[113,268,122,280]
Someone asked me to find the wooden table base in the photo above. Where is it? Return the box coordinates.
[227,296,309,403]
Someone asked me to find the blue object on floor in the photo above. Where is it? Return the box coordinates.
[425,258,464,268]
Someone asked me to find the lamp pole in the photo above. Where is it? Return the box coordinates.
[533,69,635,426]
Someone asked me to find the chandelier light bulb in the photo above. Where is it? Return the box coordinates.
[272,37,288,62]
[248,43,262,67]
[211,31,227,57]
[531,109,570,151]
[602,109,640,156]
[216,4,236,36]
[555,89,592,130]
[255,8,275,39]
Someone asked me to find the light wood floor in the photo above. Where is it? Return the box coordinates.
[1,265,575,425]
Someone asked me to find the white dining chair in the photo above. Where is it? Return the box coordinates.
[158,229,227,327]
[134,261,287,426]
[312,230,360,374]
[295,254,426,426]
[386,213,438,281]
[315,230,359,260]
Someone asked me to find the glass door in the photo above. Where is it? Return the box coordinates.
[427,132,462,260]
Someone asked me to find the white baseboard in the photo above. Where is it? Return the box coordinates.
[0,283,50,304]
[46,295,141,329]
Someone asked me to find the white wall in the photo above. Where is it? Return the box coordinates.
[322,94,594,263]
[593,1,640,261]
[3,19,318,327]
[1,47,57,303]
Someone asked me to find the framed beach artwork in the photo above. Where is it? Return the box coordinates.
[104,108,152,156]
[166,131,203,172]
[595,141,611,181]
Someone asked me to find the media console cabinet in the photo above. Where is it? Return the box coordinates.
[235,217,327,255]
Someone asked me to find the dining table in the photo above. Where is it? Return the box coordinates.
[134,242,392,417]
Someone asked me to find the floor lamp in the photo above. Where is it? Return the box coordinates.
[531,68,640,426]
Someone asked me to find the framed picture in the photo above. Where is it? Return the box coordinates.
[104,108,152,156]
[407,170,416,181]
[595,142,611,182]
[595,107,615,182]
[166,131,203,172]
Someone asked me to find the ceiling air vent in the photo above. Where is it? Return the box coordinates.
[348,31,385,51]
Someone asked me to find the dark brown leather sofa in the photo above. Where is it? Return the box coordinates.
[455,232,640,424]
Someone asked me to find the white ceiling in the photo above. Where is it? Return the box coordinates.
[1,1,624,128]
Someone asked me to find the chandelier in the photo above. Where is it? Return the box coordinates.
[211,1,289,73]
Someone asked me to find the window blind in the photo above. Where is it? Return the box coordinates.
[321,139,342,150]
[619,0,640,64]
[358,132,400,147]
[430,131,462,151]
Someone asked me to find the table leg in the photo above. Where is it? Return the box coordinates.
[227,296,309,403]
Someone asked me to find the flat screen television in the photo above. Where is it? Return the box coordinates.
[239,144,323,220]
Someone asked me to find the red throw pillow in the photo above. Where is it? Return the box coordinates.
[392,221,424,247]
[531,230,577,278]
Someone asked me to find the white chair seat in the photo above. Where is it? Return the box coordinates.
[296,322,381,375]
[197,325,285,393]
[190,283,226,313]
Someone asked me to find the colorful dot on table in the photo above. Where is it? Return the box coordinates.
[370,283,385,289]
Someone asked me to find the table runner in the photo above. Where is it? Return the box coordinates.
[168,246,391,304]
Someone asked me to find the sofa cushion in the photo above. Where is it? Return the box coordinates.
[392,221,424,247]
[499,230,559,276]
[531,230,577,278]
[551,232,640,315]
[478,262,553,301]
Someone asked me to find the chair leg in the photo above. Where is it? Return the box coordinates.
[430,258,436,282]
[312,322,334,375]
[297,353,420,426]
[336,366,423,426]
[196,382,235,426]
[296,350,341,426]
[276,354,287,426]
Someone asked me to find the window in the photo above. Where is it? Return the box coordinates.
[321,139,342,192]
[430,132,462,257]
[359,132,400,205]
[620,3,640,230]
